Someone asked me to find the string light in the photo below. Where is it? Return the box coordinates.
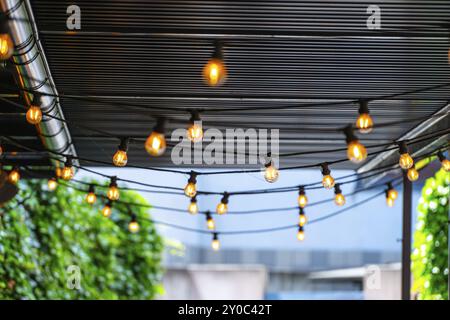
[187,110,203,142]
[297,226,305,241]
[61,157,74,181]
[211,233,220,251]
[407,165,419,182]
[184,171,197,198]
[344,125,367,163]
[385,189,395,207]
[216,192,229,215]
[188,196,199,215]
[102,201,113,218]
[8,167,20,184]
[386,182,398,201]
[128,213,140,233]
[107,176,120,201]
[206,211,215,230]
[398,142,414,170]
[334,184,346,206]
[355,100,373,134]
[321,163,335,189]
[112,138,129,167]
[297,186,308,208]
[55,167,62,179]
[26,94,43,125]
[298,207,307,227]
[264,154,279,183]
[86,185,97,205]
[47,178,58,191]
[145,118,167,156]
[437,151,450,171]
[203,41,227,86]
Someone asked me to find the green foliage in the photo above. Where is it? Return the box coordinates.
[0,179,163,299]
[412,169,449,300]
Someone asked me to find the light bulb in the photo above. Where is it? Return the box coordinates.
[334,193,346,206]
[102,202,112,218]
[297,187,307,208]
[107,177,119,201]
[86,185,97,205]
[344,125,367,163]
[355,101,373,134]
[188,197,199,215]
[297,227,305,241]
[264,162,279,183]
[398,142,414,169]
[322,175,335,189]
[47,178,57,191]
[0,144,3,156]
[184,172,197,198]
[145,118,166,156]
[216,193,229,215]
[187,111,203,142]
[407,167,419,182]
[437,151,450,171]
[388,189,398,200]
[347,140,367,163]
[203,58,227,86]
[386,196,394,207]
[128,214,140,233]
[399,153,414,170]
[8,168,20,184]
[112,138,129,167]
[0,33,13,60]
[61,166,74,181]
[299,210,307,227]
[206,212,215,230]
[211,234,220,251]
[26,105,42,125]
[321,163,335,189]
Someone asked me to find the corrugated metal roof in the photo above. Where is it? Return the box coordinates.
[4,0,450,170]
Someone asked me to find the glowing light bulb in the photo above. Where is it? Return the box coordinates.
[0,33,13,60]
[102,202,112,218]
[211,233,220,251]
[299,208,307,227]
[206,212,215,230]
[297,187,308,208]
[203,42,227,86]
[321,163,335,189]
[333,184,345,206]
[407,166,419,182]
[8,168,20,184]
[112,138,129,167]
[184,172,197,198]
[264,161,279,183]
[47,178,58,191]
[26,105,42,125]
[203,58,227,86]
[55,167,62,178]
[61,157,74,181]
[437,151,450,172]
[347,140,367,163]
[107,177,120,201]
[297,226,305,241]
[145,119,167,156]
[187,111,203,142]
[188,197,199,215]
[216,193,229,215]
[86,185,97,205]
[386,196,394,207]
[398,142,414,169]
[128,214,140,233]
[344,125,367,163]
[355,101,373,134]
[386,183,398,200]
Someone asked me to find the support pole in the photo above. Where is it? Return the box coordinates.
[401,171,412,300]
